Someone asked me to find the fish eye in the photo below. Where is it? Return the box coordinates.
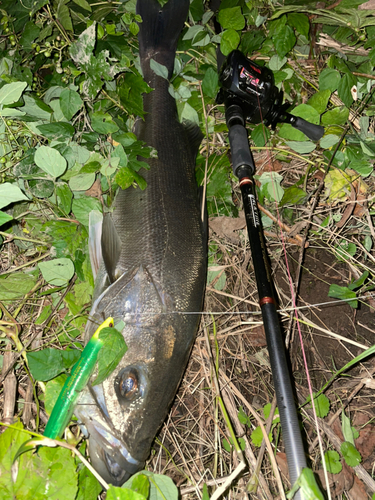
[115,368,142,402]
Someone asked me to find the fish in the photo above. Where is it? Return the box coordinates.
[74,0,207,487]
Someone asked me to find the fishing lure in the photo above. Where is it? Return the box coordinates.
[43,317,114,440]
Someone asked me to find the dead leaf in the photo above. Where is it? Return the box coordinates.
[347,474,368,500]
[316,465,353,496]
[85,179,102,198]
[209,214,246,244]
[355,422,375,461]
[359,0,375,9]
[276,452,289,480]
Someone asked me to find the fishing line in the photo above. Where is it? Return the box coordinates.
[256,90,333,499]
[85,293,374,319]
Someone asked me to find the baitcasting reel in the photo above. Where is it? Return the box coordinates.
[217,50,324,142]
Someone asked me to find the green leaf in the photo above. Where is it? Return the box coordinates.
[323,450,342,474]
[116,166,136,189]
[273,24,296,58]
[337,72,357,108]
[0,420,36,495]
[342,410,355,445]
[91,111,119,134]
[56,0,73,31]
[321,106,349,126]
[220,29,240,56]
[92,327,127,386]
[280,186,307,206]
[207,267,226,290]
[76,467,102,500]
[59,89,83,120]
[0,211,13,227]
[124,471,178,500]
[19,21,41,50]
[202,67,219,99]
[334,240,357,262]
[107,486,145,500]
[0,82,27,106]
[18,94,52,120]
[328,284,357,308]
[183,25,204,40]
[252,123,270,147]
[73,0,92,12]
[289,468,325,500]
[320,135,340,149]
[258,172,284,202]
[129,474,149,499]
[312,394,330,418]
[222,437,231,452]
[34,146,67,178]
[69,173,96,191]
[319,68,341,92]
[287,12,310,37]
[348,271,369,291]
[349,160,374,177]
[37,122,75,140]
[45,375,68,414]
[39,257,75,287]
[217,7,245,30]
[29,178,55,199]
[0,183,28,209]
[12,443,77,498]
[80,161,101,174]
[202,484,209,500]
[251,426,272,447]
[28,348,80,382]
[72,198,102,226]
[0,273,37,301]
[341,441,361,467]
[238,406,251,426]
[150,59,169,79]
[286,141,316,154]
[56,183,73,214]
[308,89,331,114]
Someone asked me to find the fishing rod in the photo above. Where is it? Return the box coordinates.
[217,50,324,499]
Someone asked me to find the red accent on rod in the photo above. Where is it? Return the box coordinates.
[259,297,275,306]
[239,177,252,187]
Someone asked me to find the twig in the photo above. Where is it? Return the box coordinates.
[1,344,17,426]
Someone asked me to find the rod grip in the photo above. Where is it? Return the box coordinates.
[228,124,255,176]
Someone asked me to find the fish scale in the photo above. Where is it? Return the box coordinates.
[74,0,206,486]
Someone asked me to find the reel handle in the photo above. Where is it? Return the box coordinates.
[285,113,324,141]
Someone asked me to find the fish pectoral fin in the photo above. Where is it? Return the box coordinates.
[182,120,204,161]
[89,210,103,280]
[102,213,122,283]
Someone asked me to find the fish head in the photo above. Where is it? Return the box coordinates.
[75,266,183,486]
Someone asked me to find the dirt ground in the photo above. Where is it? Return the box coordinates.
[149,232,375,499]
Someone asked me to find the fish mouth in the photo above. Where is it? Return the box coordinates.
[75,385,144,486]
[88,422,143,486]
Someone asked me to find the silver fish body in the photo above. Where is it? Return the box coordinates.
[74,0,206,486]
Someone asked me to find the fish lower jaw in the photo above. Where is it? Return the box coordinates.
[82,420,143,485]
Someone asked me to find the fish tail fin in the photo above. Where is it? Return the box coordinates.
[136,0,189,79]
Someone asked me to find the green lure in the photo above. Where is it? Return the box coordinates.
[43,317,114,440]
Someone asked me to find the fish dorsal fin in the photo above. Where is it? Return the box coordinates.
[101,213,122,283]
[88,210,103,280]
[182,120,203,160]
